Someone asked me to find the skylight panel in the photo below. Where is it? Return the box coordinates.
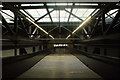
[52,18,59,22]
[91,9,100,16]
[20,9,34,21]
[60,10,66,18]
[80,3,98,5]
[75,3,80,5]
[91,3,98,5]
[1,10,14,23]
[67,3,73,5]
[50,10,59,18]
[64,11,69,22]
[41,15,51,22]
[81,17,86,20]
[82,9,95,18]
[55,3,67,5]
[72,9,78,14]
[35,9,47,16]
[80,3,91,5]
[65,8,71,12]
[75,3,98,6]
[37,19,44,22]
[26,9,40,18]
[1,12,12,19]
[42,18,51,22]
[21,4,31,6]
[47,3,55,6]
[69,15,80,22]
[49,8,54,11]
[50,10,59,22]
[60,18,67,22]
[70,17,81,22]
[108,9,118,17]
[5,19,14,23]
[73,9,87,17]
[64,18,68,22]
[31,4,44,6]
[25,9,47,20]
[21,4,44,6]
[2,10,14,17]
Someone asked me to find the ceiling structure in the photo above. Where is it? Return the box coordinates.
[1,2,120,40]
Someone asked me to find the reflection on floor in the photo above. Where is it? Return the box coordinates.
[17,48,103,80]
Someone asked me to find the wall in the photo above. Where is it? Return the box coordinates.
[73,44,120,58]
[71,49,120,80]
[2,50,49,80]
[2,45,48,58]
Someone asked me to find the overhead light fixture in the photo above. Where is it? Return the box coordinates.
[66,16,91,39]
[26,17,48,35]
[26,17,54,39]
[31,28,37,38]
[49,35,54,39]
[66,35,71,39]
[72,16,91,34]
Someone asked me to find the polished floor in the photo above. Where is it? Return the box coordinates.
[17,48,103,79]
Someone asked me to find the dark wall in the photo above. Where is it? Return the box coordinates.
[2,50,51,80]
[71,49,120,80]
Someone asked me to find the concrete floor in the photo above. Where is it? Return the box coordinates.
[17,49,103,80]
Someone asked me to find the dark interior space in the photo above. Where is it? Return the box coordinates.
[1,1,120,80]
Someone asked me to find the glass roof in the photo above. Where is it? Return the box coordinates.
[1,3,118,23]
[1,10,14,23]
[75,3,98,5]
[106,9,118,17]
[105,9,119,23]
[21,4,44,6]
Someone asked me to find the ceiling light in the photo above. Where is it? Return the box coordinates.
[26,17,55,39]
[49,35,54,39]
[26,17,48,35]
[72,16,91,34]
[66,35,71,39]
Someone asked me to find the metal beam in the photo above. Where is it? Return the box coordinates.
[13,5,120,9]
[90,16,101,37]
[22,9,35,21]
[67,3,75,22]
[106,13,114,19]
[92,3,117,19]
[44,3,53,23]
[18,16,29,35]
[9,22,80,25]
[89,8,98,16]
[104,9,120,34]
[3,3,54,39]
[1,10,14,18]
[65,9,83,21]
[105,10,118,19]
[26,9,54,29]
[59,9,61,38]
[62,26,80,38]
[2,16,15,35]
[14,13,18,35]
[35,9,54,23]
[101,11,106,33]
[26,9,54,37]
[48,26,59,33]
